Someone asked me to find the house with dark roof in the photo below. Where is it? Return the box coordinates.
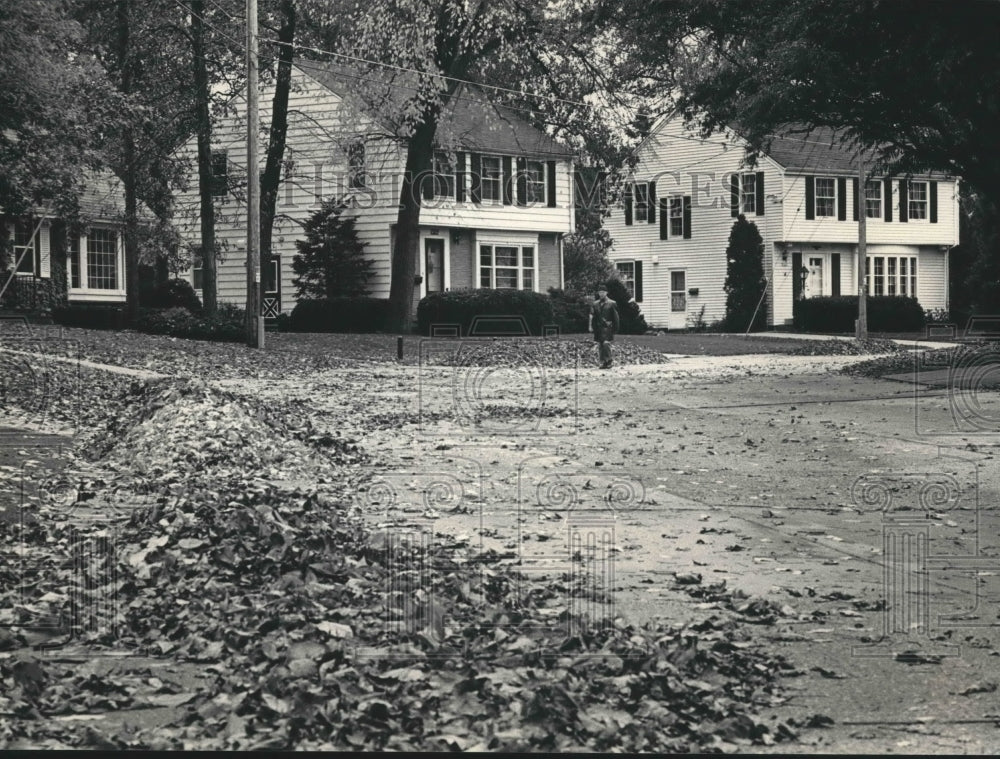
[605,115,959,329]
[173,60,576,318]
[1,172,146,312]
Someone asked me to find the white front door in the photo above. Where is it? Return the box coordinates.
[805,256,824,298]
[667,270,687,329]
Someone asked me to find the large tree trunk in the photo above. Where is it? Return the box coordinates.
[260,0,296,269]
[388,119,437,333]
[190,0,217,314]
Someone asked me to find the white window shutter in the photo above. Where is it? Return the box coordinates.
[39,225,51,278]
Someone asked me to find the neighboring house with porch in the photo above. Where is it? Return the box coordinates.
[605,115,959,329]
[1,173,138,312]
[173,60,576,319]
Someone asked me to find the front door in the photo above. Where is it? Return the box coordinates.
[424,238,445,293]
[261,255,280,320]
[805,256,823,298]
[668,270,687,330]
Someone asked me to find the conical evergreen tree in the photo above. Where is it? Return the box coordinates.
[292,198,373,299]
[723,214,767,331]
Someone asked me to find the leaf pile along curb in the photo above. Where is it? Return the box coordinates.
[418,338,670,368]
[784,338,907,357]
[3,377,798,751]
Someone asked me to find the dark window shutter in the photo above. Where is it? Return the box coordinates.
[469,153,482,204]
[502,156,513,205]
[852,178,859,221]
[831,253,841,296]
[792,252,802,300]
[899,179,908,222]
[624,183,633,226]
[805,176,815,220]
[455,152,466,202]
[421,169,433,201]
[755,171,765,216]
[659,198,668,239]
[730,174,739,217]
[837,177,847,220]
[515,157,527,206]
[884,177,893,221]
[546,160,557,208]
[634,260,643,302]
[648,180,657,224]
[683,195,692,239]
[930,180,938,223]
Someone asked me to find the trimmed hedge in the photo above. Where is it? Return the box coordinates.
[417,289,555,337]
[142,278,202,313]
[52,304,128,330]
[287,297,392,333]
[793,296,926,333]
[548,288,591,334]
[133,303,245,342]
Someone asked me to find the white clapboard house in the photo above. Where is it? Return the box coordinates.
[174,60,576,318]
[605,115,959,329]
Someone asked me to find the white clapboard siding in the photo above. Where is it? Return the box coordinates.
[174,64,573,312]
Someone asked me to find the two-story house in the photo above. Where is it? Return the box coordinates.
[174,60,576,318]
[605,115,959,329]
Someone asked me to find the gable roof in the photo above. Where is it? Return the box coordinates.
[297,59,574,159]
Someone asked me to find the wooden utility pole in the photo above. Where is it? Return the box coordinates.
[246,0,264,349]
[856,151,868,340]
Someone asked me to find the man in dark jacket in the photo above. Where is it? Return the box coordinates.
[589,284,620,369]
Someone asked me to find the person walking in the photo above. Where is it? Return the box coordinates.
[589,284,620,369]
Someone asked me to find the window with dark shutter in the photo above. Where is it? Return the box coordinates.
[930,180,938,223]
[683,195,692,239]
[211,150,228,197]
[624,183,633,226]
[516,157,527,206]
[899,179,908,222]
[755,171,765,216]
[659,198,668,240]
[730,174,739,217]
[648,180,657,224]
[805,176,815,220]
[546,160,557,207]
[831,253,841,296]
[852,178,859,221]
[837,177,847,220]
[884,177,893,221]
[634,260,643,302]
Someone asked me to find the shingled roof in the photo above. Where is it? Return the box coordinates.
[297,59,574,159]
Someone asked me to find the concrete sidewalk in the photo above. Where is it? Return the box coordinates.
[757,332,956,350]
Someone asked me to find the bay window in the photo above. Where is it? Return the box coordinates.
[479,243,536,290]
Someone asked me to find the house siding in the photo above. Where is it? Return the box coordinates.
[174,65,573,314]
[607,115,959,328]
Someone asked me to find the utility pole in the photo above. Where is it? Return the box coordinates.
[246,0,264,349]
[856,151,868,340]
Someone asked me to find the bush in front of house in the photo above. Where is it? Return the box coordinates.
[794,295,926,333]
[52,304,128,330]
[605,278,649,335]
[417,289,556,336]
[287,297,392,332]
[133,302,245,342]
[142,278,203,313]
[547,288,591,334]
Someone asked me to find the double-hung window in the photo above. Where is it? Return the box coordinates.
[192,248,204,290]
[432,151,455,198]
[481,155,502,202]
[865,180,882,218]
[908,181,928,220]
[617,262,636,299]
[633,182,650,223]
[13,221,37,275]
[524,160,546,204]
[479,244,535,291]
[814,177,836,217]
[211,150,228,198]
[347,141,366,189]
[669,195,684,237]
[86,229,118,290]
[740,173,757,214]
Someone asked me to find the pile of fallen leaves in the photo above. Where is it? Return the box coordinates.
[783,338,906,357]
[419,338,669,368]
[2,379,800,751]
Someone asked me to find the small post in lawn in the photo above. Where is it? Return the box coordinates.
[397,336,404,362]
